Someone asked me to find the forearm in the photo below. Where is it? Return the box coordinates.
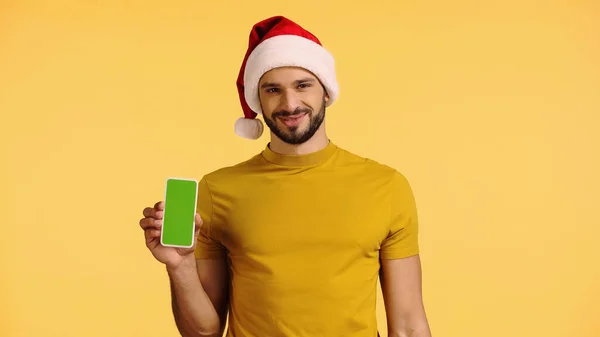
[168,256,222,337]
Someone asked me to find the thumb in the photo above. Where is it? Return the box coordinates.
[194,213,203,236]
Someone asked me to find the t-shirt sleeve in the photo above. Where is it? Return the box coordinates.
[194,176,227,260]
[380,171,420,260]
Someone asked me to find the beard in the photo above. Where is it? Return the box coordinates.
[263,96,326,145]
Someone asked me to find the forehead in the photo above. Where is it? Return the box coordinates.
[259,66,318,85]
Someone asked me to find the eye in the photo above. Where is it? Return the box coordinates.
[298,83,311,89]
[266,88,279,93]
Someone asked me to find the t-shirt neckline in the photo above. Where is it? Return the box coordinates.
[261,140,338,167]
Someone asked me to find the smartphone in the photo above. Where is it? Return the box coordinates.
[160,177,198,248]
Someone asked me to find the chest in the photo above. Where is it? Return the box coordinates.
[214,174,392,258]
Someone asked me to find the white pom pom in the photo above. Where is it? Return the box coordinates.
[234,117,264,140]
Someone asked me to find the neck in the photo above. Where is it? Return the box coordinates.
[268,125,329,155]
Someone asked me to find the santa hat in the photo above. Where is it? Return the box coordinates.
[234,16,339,139]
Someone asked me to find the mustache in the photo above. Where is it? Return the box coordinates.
[271,107,312,119]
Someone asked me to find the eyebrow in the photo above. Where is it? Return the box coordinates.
[260,77,316,88]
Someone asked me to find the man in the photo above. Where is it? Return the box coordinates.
[139,16,432,337]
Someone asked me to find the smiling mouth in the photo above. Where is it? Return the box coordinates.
[278,112,308,127]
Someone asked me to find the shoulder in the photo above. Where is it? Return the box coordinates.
[199,152,264,186]
[335,145,408,183]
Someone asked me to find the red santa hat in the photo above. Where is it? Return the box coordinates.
[234,16,339,139]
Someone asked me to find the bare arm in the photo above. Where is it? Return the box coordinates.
[168,255,229,337]
[380,254,432,337]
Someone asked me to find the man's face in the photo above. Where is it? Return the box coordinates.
[258,67,329,145]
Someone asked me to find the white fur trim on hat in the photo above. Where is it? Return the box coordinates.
[243,34,339,115]
[234,117,264,139]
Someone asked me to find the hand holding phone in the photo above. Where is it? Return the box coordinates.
[139,178,201,270]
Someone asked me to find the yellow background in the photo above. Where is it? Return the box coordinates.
[1,1,599,336]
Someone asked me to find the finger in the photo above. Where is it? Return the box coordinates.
[142,207,154,217]
[144,228,161,240]
[195,213,203,226]
[139,217,161,230]
[154,201,164,210]
[194,214,203,237]
[142,206,163,219]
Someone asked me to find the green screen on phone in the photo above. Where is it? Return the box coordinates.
[161,178,198,248]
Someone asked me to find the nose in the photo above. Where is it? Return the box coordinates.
[279,90,300,113]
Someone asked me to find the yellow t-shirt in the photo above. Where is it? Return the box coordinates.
[194,141,419,337]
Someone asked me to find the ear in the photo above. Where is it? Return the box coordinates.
[322,84,330,103]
